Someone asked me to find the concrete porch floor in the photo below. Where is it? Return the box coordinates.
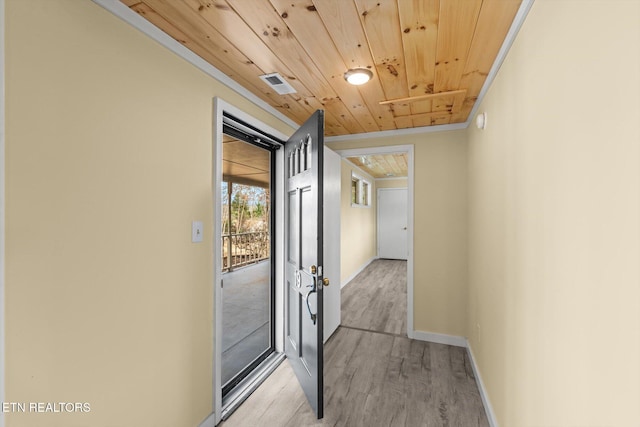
[222,260,271,386]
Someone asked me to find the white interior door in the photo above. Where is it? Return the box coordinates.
[377,188,408,260]
[323,146,341,342]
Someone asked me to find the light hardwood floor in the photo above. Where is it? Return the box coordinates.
[342,259,407,336]
[221,260,489,427]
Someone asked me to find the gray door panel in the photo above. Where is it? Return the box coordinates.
[284,110,324,419]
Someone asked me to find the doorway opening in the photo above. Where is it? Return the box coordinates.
[214,100,332,423]
[335,145,415,339]
[213,100,289,423]
[220,143,273,398]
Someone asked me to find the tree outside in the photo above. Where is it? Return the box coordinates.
[222,181,270,270]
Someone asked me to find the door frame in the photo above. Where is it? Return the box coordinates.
[334,145,415,339]
[212,98,288,424]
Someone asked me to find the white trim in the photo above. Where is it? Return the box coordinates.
[335,145,414,339]
[406,146,414,339]
[213,98,288,425]
[412,333,498,426]
[336,146,412,157]
[412,330,467,348]
[374,176,408,182]
[212,99,223,425]
[340,256,377,289]
[0,0,6,424]
[342,158,374,209]
[273,134,285,355]
[326,122,467,143]
[467,344,499,427]
[198,412,216,427]
[90,0,298,132]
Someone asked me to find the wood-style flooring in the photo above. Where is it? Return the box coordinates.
[221,259,489,427]
[342,259,407,336]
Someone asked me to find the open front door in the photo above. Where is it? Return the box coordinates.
[284,110,324,419]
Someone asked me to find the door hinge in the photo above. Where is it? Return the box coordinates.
[221,279,224,289]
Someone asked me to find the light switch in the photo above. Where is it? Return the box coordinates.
[192,221,203,243]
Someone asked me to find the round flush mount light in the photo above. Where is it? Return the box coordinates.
[344,68,373,85]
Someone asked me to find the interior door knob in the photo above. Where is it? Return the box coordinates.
[323,278,330,287]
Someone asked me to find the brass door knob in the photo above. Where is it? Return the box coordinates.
[323,278,330,287]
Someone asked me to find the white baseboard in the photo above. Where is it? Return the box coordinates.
[340,256,377,289]
[412,330,467,347]
[466,344,498,427]
[412,331,497,426]
[198,412,216,427]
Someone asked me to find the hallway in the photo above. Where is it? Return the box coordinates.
[342,259,407,336]
[221,261,490,426]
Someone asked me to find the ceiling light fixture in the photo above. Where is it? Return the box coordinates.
[344,68,373,85]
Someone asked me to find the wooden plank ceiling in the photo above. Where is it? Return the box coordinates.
[123,0,522,136]
[223,134,270,187]
[347,153,408,179]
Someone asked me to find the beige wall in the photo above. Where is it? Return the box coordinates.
[4,1,292,426]
[466,1,640,425]
[328,131,468,337]
[339,160,377,285]
[375,178,408,189]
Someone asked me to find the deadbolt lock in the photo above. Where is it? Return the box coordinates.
[310,265,317,274]
[323,278,330,287]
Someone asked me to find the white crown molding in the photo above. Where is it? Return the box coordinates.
[326,122,467,143]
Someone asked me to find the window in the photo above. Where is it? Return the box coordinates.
[351,176,360,204]
[351,172,371,207]
[362,181,369,206]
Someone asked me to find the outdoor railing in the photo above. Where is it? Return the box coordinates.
[222,231,270,272]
